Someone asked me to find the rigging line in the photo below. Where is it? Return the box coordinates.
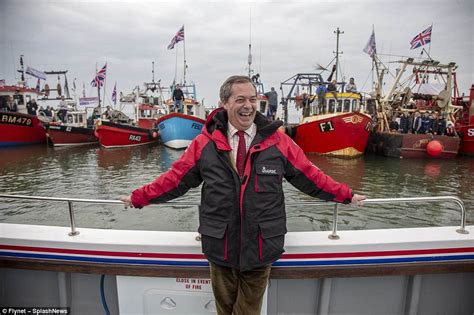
[359,67,373,93]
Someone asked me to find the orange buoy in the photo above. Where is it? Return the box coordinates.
[426,140,443,157]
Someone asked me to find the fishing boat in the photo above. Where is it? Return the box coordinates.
[454,84,474,156]
[95,119,159,149]
[280,73,372,158]
[367,57,461,159]
[95,67,165,149]
[0,194,472,314]
[280,29,372,158]
[158,83,205,149]
[0,84,46,147]
[45,108,98,146]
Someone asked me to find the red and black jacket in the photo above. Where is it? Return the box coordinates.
[131,108,353,271]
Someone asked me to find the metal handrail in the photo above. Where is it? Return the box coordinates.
[0,194,469,237]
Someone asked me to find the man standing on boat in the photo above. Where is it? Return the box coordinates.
[172,84,184,113]
[345,77,357,93]
[264,87,278,120]
[121,75,366,315]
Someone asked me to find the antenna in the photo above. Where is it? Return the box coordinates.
[152,61,155,83]
[333,27,344,82]
[247,7,253,77]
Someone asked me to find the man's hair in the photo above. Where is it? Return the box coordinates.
[219,75,256,103]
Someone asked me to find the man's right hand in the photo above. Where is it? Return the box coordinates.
[120,196,133,209]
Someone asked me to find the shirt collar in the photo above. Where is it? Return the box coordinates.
[228,122,255,137]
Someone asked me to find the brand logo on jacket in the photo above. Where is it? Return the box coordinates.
[261,166,277,174]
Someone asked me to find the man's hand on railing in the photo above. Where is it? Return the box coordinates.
[120,196,134,209]
[351,194,366,206]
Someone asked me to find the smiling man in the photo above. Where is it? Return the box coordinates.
[122,75,366,315]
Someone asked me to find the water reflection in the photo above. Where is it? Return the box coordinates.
[97,146,136,169]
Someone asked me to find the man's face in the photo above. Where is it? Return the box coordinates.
[222,82,257,131]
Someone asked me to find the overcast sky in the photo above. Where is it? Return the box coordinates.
[1,0,472,122]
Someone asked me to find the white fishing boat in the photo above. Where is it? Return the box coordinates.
[0,194,473,314]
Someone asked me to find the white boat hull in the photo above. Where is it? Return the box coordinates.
[1,223,473,314]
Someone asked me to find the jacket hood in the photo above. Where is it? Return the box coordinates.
[202,108,283,150]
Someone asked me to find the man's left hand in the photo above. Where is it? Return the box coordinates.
[351,194,366,206]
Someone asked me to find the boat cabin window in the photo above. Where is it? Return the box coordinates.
[353,100,360,112]
[344,99,351,112]
[152,97,161,106]
[186,105,194,115]
[140,109,153,118]
[328,99,335,113]
[13,94,24,106]
[336,100,343,113]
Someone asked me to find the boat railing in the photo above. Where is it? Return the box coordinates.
[0,194,468,237]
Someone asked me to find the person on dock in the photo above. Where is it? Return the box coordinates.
[172,84,184,113]
[121,75,366,315]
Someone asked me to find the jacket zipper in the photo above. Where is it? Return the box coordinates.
[224,228,228,261]
[258,229,263,261]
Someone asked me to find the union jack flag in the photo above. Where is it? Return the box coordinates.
[167,25,185,50]
[91,63,107,87]
[410,26,432,50]
[112,82,117,105]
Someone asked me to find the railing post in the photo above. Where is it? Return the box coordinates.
[453,197,469,235]
[67,201,80,236]
[328,203,340,240]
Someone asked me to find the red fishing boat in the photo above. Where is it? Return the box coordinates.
[455,84,474,156]
[368,58,461,159]
[0,84,46,147]
[45,109,98,146]
[279,29,372,158]
[95,81,164,149]
[281,73,372,158]
[95,120,159,148]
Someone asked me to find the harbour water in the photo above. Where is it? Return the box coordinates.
[0,144,472,232]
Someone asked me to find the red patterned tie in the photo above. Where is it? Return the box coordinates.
[236,130,246,176]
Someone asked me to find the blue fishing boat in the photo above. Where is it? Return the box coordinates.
[156,110,205,149]
[158,83,206,149]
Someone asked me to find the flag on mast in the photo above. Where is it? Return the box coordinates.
[112,82,117,106]
[363,30,377,57]
[410,25,432,49]
[91,63,107,87]
[167,25,185,50]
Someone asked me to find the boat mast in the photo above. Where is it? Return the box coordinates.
[333,27,344,83]
[248,8,252,78]
[152,61,155,83]
[183,25,187,85]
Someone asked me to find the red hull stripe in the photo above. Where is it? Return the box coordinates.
[1,244,473,260]
[0,244,205,259]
